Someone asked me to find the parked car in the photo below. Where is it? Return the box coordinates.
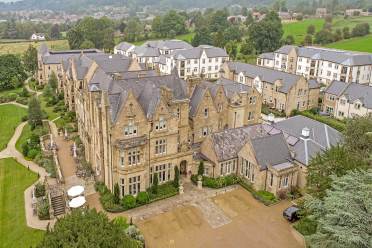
[283,206,300,222]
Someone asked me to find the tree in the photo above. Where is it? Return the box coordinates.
[48,71,58,91]
[307,145,368,199]
[37,209,140,248]
[66,26,84,49]
[50,24,60,40]
[240,39,256,55]
[192,26,213,46]
[314,29,334,44]
[0,54,27,90]
[80,40,95,49]
[28,96,43,130]
[306,170,372,248]
[244,13,254,26]
[223,25,243,43]
[4,19,17,39]
[284,35,295,45]
[125,18,142,42]
[23,45,38,75]
[343,26,351,39]
[304,34,313,45]
[307,25,316,35]
[173,166,180,188]
[225,41,238,60]
[103,28,115,52]
[198,161,205,176]
[152,173,159,194]
[208,10,229,33]
[113,183,120,204]
[247,11,283,54]
[351,23,370,37]
[333,29,343,41]
[213,31,226,48]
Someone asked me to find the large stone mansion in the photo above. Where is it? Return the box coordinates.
[37,42,342,197]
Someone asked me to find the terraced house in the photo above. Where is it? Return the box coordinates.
[221,61,320,116]
[257,45,372,86]
[322,80,372,119]
[198,115,342,196]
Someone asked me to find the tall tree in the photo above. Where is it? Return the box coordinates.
[247,11,284,53]
[0,54,26,90]
[226,41,238,60]
[28,96,43,130]
[37,209,140,248]
[306,170,372,248]
[50,24,61,40]
[23,45,38,75]
[66,26,84,49]
[191,26,212,46]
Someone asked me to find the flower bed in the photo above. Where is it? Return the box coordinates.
[190,174,239,188]
[95,181,178,213]
[238,179,278,206]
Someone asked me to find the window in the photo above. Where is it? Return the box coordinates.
[326,106,334,114]
[340,99,346,105]
[202,127,208,137]
[218,103,223,112]
[283,175,289,188]
[120,178,125,196]
[220,160,236,175]
[151,163,171,184]
[193,67,198,72]
[208,66,211,71]
[124,121,137,136]
[119,150,125,167]
[248,111,254,121]
[155,139,166,155]
[128,148,141,166]
[194,60,197,64]
[209,58,212,63]
[269,173,273,187]
[249,96,256,104]
[328,95,335,101]
[204,108,208,118]
[155,116,166,131]
[129,176,141,195]
[187,60,190,64]
[298,89,303,96]
[298,65,302,70]
[239,76,244,82]
[327,71,331,76]
[338,111,344,117]
[354,103,361,109]
[202,59,205,64]
[176,108,180,119]
[215,65,218,70]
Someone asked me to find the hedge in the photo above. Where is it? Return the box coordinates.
[95,181,178,212]
[238,179,278,206]
[190,174,239,188]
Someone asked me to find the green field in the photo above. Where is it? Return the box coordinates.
[0,104,27,150]
[0,158,44,248]
[326,34,372,53]
[0,87,22,98]
[283,18,325,44]
[15,123,32,154]
[0,39,69,55]
[40,96,60,121]
[282,16,372,45]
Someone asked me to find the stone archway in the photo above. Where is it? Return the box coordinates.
[180,160,187,176]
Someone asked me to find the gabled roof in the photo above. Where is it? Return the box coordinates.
[173,45,228,60]
[134,45,160,57]
[227,61,308,93]
[341,83,372,108]
[144,39,192,50]
[324,80,348,95]
[258,52,275,60]
[115,42,135,51]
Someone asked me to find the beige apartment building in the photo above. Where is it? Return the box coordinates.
[221,61,320,116]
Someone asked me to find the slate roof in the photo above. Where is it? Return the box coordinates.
[173,45,228,60]
[144,39,192,50]
[134,45,160,57]
[189,78,252,117]
[324,80,348,95]
[258,52,275,60]
[107,73,188,122]
[38,43,49,56]
[41,49,102,64]
[227,61,311,93]
[275,45,372,66]
[115,42,135,51]
[342,83,372,108]
[273,115,342,165]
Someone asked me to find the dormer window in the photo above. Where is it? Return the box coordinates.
[155,116,167,131]
[354,103,361,109]
[249,96,256,104]
[204,108,208,118]
[124,120,137,136]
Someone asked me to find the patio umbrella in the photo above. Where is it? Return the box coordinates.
[68,196,86,208]
[67,185,84,198]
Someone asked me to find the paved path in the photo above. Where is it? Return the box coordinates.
[25,77,42,97]
[0,101,28,108]
[0,121,56,230]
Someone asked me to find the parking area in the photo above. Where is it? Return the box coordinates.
[136,188,304,248]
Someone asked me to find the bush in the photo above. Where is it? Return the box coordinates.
[27,148,40,159]
[37,199,50,220]
[293,216,317,236]
[256,191,277,202]
[136,192,149,205]
[147,182,178,201]
[122,195,136,209]
[95,182,124,212]
[113,216,129,230]
[21,115,28,122]
[35,182,46,198]
[191,174,239,189]
[238,179,278,206]
[291,110,346,132]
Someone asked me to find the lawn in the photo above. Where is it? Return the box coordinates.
[283,18,325,44]
[0,158,44,248]
[326,34,372,53]
[0,87,23,98]
[15,123,32,154]
[39,96,60,121]
[0,39,69,55]
[0,104,27,150]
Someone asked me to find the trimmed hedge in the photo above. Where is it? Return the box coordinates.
[95,181,178,212]
[238,179,278,206]
[190,174,239,188]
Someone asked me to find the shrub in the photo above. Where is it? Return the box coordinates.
[198,161,204,176]
[147,182,178,201]
[191,174,239,189]
[122,195,136,209]
[22,143,29,156]
[113,216,129,230]
[173,166,180,188]
[277,189,288,200]
[113,183,120,204]
[27,148,40,159]
[293,216,317,236]
[152,173,159,194]
[255,190,278,204]
[136,192,149,205]
[35,182,46,198]
[21,115,28,122]
[37,199,50,220]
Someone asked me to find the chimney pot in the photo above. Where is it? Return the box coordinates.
[302,127,310,138]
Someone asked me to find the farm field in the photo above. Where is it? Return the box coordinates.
[0,39,69,54]
[0,158,44,248]
[282,16,372,45]
[326,34,372,53]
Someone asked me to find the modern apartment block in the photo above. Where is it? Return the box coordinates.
[221,61,320,116]
[322,80,372,119]
[114,40,229,80]
[257,45,372,86]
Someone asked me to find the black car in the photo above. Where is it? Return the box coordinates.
[283,206,300,222]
